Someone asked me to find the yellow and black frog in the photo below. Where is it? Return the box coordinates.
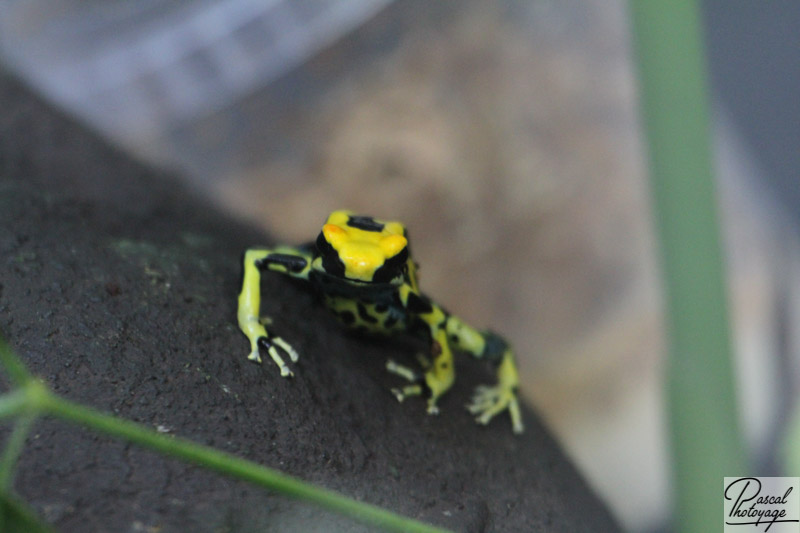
[237,210,523,433]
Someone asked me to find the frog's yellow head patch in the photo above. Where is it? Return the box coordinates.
[316,210,409,283]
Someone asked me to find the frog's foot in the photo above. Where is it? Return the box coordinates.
[385,359,440,415]
[467,384,524,434]
[249,334,300,378]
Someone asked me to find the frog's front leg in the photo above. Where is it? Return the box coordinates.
[238,246,311,377]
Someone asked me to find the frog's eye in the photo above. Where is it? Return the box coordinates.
[380,234,407,258]
[322,223,348,247]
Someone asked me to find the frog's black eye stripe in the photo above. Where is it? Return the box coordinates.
[372,247,409,283]
[316,231,332,252]
[316,231,345,277]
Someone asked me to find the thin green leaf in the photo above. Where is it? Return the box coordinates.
[0,390,29,421]
[39,392,452,533]
[0,492,55,533]
[0,332,451,532]
[0,414,37,490]
[0,336,32,388]
[629,2,747,531]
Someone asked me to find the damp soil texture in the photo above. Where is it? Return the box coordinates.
[0,73,620,532]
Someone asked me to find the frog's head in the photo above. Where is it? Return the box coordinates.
[315,210,409,283]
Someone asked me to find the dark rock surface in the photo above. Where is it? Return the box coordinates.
[0,72,619,532]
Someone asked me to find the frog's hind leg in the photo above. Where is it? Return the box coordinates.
[385,328,455,416]
[445,318,524,434]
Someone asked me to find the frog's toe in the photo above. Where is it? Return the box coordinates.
[466,385,524,433]
[390,387,405,402]
[256,336,297,378]
[272,336,299,363]
[247,348,262,364]
[385,359,420,382]
[390,384,423,403]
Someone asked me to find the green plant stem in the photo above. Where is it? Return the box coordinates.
[0,390,30,421]
[0,414,37,490]
[36,391,451,533]
[629,2,746,531]
[0,338,31,387]
[0,335,450,533]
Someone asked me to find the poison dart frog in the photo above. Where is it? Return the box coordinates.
[237,210,523,433]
